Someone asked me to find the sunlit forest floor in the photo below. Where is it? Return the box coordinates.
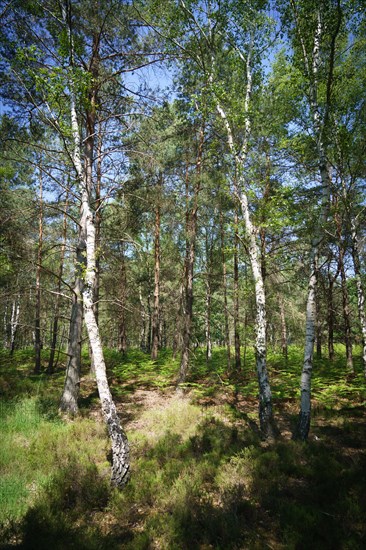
[1,346,365,549]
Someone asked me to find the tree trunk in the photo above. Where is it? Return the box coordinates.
[34,167,43,374]
[9,296,20,355]
[48,193,69,373]
[220,209,231,370]
[205,229,212,363]
[178,234,195,383]
[118,242,128,354]
[83,203,130,486]
[350,219,366,376]
[151,177,161,360]
[205,279,212,362]
[279,295,288,359]
[334,204,354,373]
[290,2,340,439]
[139,286,147,352]
[327,277,335,361]
[215,48,275,437]
[60,3,130,488]
[178,124,204,385]
[294,250,318,440]
[233,211,241,371]
[59,214,85,414]
[239,190,275,439]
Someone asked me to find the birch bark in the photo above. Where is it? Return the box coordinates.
[60,0,130,486]
[214,47,276,438]
[350,219,366,376]
[290,0,341,439]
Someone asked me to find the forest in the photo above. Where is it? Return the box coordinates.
[0,0,365,548]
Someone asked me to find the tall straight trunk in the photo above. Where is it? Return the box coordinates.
[290,2,341,440]
[60,1,129,487]
[178,124,204,385]
[86,32,100,376]
[220,210,231,370]
[139,286,147,352]
[233,211,241,370]
[279,295,288,359]
[151,176,162,360]
[9,296,20,355]
[215,39,275,438]
[34,167,43,374]
[339,252,354,373]
[118,242,127,354]
[59,209,85,414]
[238,189,275,438]
[294,250,318,440]
[327,277,335,361]
[205,281,212,362]
[147,290,152,354]
[205,229,212,362]
[48,193,69,373]
[350,219,366,376]
[334,203,353,373]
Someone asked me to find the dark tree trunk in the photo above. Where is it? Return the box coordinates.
[205,230,212,363]
[334,201,354,373]
[34,167,43,374]
[118,243,128,354]
[151,176,162,360]
[279,295,288,359]
[59,214,85,414]
[48,194,68,374]
[327,277,335,361]
[233,211,241,371]
[178,124,204,386]
[220,210,231,371]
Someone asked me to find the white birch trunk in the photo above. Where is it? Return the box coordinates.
[239,188,275,438]
[214,46,275,437]
[9,297,20,355]
[295,250,317,440]
[351,219,366,376]
[290,6,335,439]
[62,1,129,486]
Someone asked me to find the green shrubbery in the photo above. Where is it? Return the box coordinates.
[0,346,365,548]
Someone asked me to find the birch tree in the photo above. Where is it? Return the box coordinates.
[280,0,348,439]
[147,0,277,436]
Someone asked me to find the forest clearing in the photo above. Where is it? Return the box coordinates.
[1,346,365,549]
[1,0,366,547]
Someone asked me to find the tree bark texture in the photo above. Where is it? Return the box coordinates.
[178,124,204,385]
[118,243,128,354]
[48,193,68,373]
[220,210,231,371]
[233,211,241,371]
[59,210,85,414]
[293,251,317,440]
[350,219,366,376]
[334,203,354,373]
[290,2,341,439]
[215,52,275,438]
[60,1,130,486]
[34,167,43,374]
[151,178,161,360]
[279,295,288,359]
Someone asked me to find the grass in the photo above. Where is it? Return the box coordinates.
[0,345,365,549]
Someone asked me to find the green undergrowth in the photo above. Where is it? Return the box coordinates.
[0,345,365,548]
